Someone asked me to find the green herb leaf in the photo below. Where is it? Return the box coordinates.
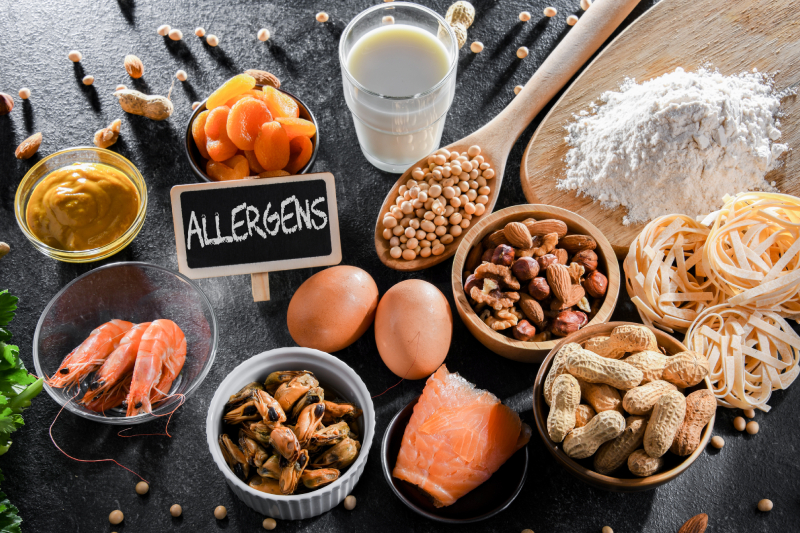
[0,292,17,328]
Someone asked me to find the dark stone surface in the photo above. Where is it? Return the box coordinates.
[0,1,797,531]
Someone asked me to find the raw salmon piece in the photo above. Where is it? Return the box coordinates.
[392,365,529,507]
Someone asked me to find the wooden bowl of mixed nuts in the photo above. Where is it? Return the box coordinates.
[532,322,715,492]
[451,204,620,363]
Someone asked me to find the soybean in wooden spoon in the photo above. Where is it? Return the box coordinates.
[374,0,643,271]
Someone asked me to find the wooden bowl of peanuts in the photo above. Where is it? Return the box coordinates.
[532,322,716,492]
[451,204,620,363]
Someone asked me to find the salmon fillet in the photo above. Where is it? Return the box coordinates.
[392,365,528,507]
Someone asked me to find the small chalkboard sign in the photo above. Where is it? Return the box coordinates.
[170,173,341,292]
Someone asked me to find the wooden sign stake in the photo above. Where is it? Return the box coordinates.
[251,272,271,302]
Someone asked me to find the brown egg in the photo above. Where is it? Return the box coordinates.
[374,279,452,379]
[287,266,379,352]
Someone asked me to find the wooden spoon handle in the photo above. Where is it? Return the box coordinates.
[473,0,643,153]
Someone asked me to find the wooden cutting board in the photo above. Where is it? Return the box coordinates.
[521,0,800,259]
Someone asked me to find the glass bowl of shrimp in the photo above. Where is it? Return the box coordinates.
[33,261,218,424]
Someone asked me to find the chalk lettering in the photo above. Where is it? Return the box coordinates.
[215,212,234,244]
[281,196,297,234]
[202,214,219,245]
[231,203,247,242]
[246,205,266,238]
[263,203,279,236]
[295,198,311,230]
[311,197,328,230]
[187,211,203,250]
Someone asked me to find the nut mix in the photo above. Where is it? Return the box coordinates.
[542,324,714,478]
[381,145,495,261]
[462,217,608,341]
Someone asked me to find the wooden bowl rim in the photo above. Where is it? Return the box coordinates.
[532,321,716,491]
[451,204,621,356]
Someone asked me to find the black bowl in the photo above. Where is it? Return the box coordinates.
[183,85,319,183]
[381,396,529,523]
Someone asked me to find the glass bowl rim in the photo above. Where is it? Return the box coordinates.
[32,261,219,424]
[14,147,148,259]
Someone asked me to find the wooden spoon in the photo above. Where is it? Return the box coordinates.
[374,0,643,271]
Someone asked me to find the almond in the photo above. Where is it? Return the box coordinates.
[551,284,586,311]
[519,293,545,327]
[678,513,708,533]
[124,55,144,79]
[244,69,281,89]
[15,132,42,160]
[529,219,568,238]
[504,221,533,249]
[560,234,597,253]
[483,229,511,249]
[553,248,568,265]
[546,263,572,302]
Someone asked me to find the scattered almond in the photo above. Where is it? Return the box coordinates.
[678,513,708,533]
[124,55,144,78]
[15,132,42,159]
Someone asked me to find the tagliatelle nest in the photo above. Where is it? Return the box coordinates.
[700,192,800,318]
[624,214,723,333]
[685,303,800,411]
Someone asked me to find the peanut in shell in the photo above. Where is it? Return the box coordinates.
[643,390,686,458]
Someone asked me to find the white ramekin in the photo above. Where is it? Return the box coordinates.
[205,347,375,520]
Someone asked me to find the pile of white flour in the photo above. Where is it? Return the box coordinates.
[558,67,789,225]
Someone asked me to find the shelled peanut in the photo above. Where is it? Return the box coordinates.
[541,324,714,478]
[381,145,493,261]
[461,217,608,341]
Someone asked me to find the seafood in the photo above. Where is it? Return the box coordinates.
[220,369,363,495]
[279,449,309,495]
[310,437,360,470]
[126,319,184,417]
[82,373,132,413]
[150,326,186,403]
[274,374,318,412]
[80,322,150,409]
[48,319,134,389]
[393,365,530,508]
[301,468,339,489]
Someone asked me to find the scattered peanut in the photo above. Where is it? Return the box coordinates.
[316,12,329,23]
[444,1,475,49]
[109,510,124,525]
[470,41,484,53]
[710,435,724,449]
[567,15,579,26]
[214,506,227,519]
[0,243,9,260]
[257,28,271,41]
[733,416,746,431]
[543,6,557,17]
[176,70,188,81]
[68,50,82,62]
[135,481,149,495]
[581,0,593,9]
[263,517,277,530]
[517,46,529,59]
[15,132,42,160]
[746,421,759,435]
[82,75,95,86]
[18,88,30,100]
[757,499,773,512]
[170,504,182,517]
[115,89,173,120]
[344,495,357,510]
[195,27,206,37]
[514,85,523,95]
[744,408,755,418]
[157,24,171,37]
[206,34,219,46]
[168,28,183,41]
[94,119,121,149]
[519,11,531,21]
[602,528,613,533]
[192,101,200,110]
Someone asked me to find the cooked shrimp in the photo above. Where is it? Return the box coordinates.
[149,326,186,405]
[80,322,150,409]
[83,373,132,413]
[126,319,182,417]
[47,319,133,389]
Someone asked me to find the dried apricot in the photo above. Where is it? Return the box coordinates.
[225,90,269,108]
[204,106,239,161]
[191,110,210,159]
[258,170,291,178]
[254,121,290,171]
[206,154,250,181]
[206,74,256,110]
[276,117,316,140]
[285,135,313,174]
[227,97,272,151]
[244,150,265,174]
[262,86,299,119]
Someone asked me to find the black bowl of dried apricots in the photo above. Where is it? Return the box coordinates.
[184,73,319,182]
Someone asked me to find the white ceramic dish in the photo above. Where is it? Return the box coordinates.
[205,347,375,520]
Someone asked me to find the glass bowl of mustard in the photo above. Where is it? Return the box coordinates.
[14,147,147,262]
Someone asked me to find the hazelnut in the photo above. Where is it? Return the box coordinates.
[551,311,586,337]
[528,277,551,300]
[512,320,537,341]
[491,244,515,266]
[583,270,608,298]
[0,93,14,115]
[537,254,558,271]
[511,257,540,281]
[464,274,484,296]
[481,248,494,263]
[573,249,598,272]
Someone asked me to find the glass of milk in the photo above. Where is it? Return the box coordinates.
[339,2,458,173]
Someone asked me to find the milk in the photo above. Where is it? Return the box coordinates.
[340,23,457,173]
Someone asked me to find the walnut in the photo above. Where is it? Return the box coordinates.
[568,262,585,284]
[483,308,519,331]
[532,232,558,257]
[470,285,520,310]
[474,262,521,290]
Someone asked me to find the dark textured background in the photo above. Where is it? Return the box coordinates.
[1,1,798,531]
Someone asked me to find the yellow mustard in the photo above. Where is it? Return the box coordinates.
[26,162,140,251]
